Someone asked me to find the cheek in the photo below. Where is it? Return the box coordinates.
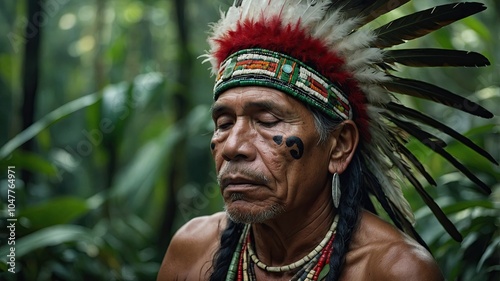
[268,135,315,184]
[272,135,305,160]
[261,136,287,168]
[265,135,307,176]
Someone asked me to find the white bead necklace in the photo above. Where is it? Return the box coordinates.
[247,214,339,273]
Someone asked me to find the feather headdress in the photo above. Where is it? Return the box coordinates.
[204,0,496,244]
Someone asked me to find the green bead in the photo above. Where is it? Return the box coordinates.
[318,264,330,280]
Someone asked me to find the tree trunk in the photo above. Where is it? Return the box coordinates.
[157,0,192,257]
[21,0,43,187]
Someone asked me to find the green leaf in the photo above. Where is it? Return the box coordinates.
[477,236,500,271]
[441,200,495,214]
[18,197,90,232]
[0,225,96,260]
[0,150,58,177]
[110,123,184,205]
[0,93,102,160]
[461,17,491,42]
[101,81,131,145]
[462,124,498,140]
[99,73,165,146]
[131,72,165,109]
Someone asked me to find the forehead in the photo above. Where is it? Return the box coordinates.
[212,86,309,115]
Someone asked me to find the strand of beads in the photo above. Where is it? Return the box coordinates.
[247,215,339,273]
[226,225,251,281]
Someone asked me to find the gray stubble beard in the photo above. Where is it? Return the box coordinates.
[224,193,285,224]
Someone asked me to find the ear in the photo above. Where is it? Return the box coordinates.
[328,120,359,174]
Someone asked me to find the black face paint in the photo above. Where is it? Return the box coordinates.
[210,142,216,150]
[285,136,304,160]
[273,135,283,145]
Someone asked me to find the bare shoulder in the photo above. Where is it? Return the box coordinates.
[157,212,227,281]
[343,210,444,281]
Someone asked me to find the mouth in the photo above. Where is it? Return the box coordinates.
[221,177,263,190]
[219,173,269,192]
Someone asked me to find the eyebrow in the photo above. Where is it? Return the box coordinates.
[210,103,229,118]
[211,100,283,117]
[244,101,281,112]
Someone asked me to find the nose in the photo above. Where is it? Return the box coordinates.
[221,119,256,162]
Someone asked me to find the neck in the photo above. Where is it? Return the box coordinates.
[250,187,336,268]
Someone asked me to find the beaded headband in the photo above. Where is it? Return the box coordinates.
[214,49,352,120]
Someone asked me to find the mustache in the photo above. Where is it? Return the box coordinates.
[217,165,270,189]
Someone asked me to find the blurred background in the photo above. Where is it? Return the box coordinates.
[0,0,498,280]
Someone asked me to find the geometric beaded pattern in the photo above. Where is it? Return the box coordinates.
[214,48,351,120]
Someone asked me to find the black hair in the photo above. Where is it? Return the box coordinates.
[209,219,244,281]
[326,151,364,280]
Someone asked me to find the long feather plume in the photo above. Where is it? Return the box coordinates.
[385,114,492,195]
[382,140,463,242]
[358,0,411,25]
[393,138,437,186]
[387,102,498,164]
[365,150,415,223]
[392,154,464,242]
[373,2,486,48]
[324,0,411,26]
[364,166,428,248]
[382,76,494,118]
[384,49,491,67]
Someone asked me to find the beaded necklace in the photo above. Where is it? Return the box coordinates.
[225,215,339,281]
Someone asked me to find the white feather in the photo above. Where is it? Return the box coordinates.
[345,48,384,70]
[335,29,376,54]
[351,68,388,84]
[315,15,361,45]
[364,133,415,223]
[365,106,414,219]
[299,2,330,27]
[312,8,343,39]
[282,0,330,31]
[360,84,392,104]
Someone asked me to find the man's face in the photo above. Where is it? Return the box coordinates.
[211,86,333,223]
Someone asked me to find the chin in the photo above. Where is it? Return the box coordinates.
[224,201,285,224]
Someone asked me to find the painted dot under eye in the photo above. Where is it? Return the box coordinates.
[273,136,283,145]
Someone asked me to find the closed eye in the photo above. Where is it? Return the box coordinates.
[215,115,234,131]
[217,123,233,130]
[256,112,280,128]
[258,120,280,128]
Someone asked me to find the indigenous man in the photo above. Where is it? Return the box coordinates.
[158,0,495,280]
